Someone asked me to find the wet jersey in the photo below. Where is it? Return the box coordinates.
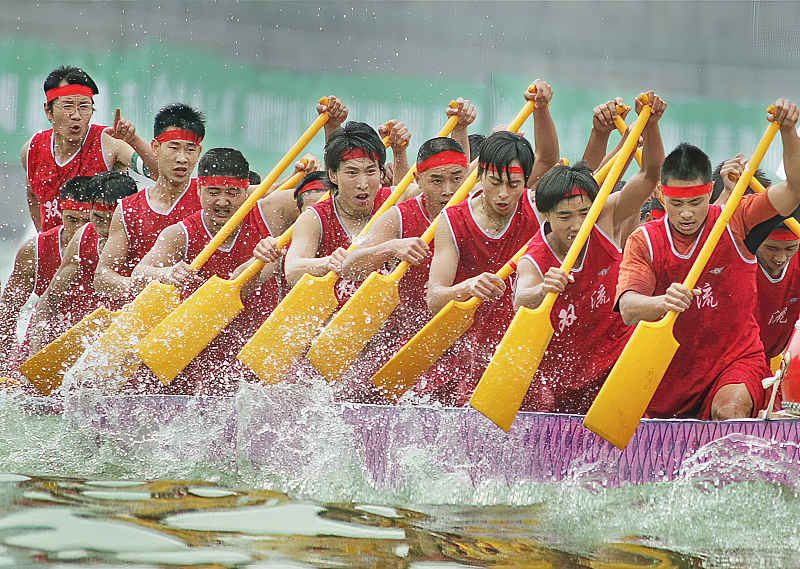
[27,124,109,232]
[33,225,65,297]
[393,194,434,330]
[755,254,800,362]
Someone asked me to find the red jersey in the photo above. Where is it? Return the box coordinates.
[308,186,392,305]
[33,225,64,297]
[27,124,110,232]
[638,207,769,418]
[119,180,201,276]
[520,224,632,414]
[421,189,541,406]
[394,194,434,329]
[755,254,800,362]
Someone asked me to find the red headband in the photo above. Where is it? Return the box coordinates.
[58,199,90,213]
[483,165,525,176]
[661,182,713,199]
[46,84,94,103]
[156,129,202,144]
[417,150,468,174]
[198,175,250,189]
[296,179,328,197]
[768,227,800,241]
[91,201,116,213]
[339,149,378,162]
[563,185,589,199]
[651,209,666,220]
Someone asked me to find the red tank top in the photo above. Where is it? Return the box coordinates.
[119,180,201,276]
[642,206,767,417]
[394,194,434,328]
[27,124,109,232]
[755,255,800,362]
[34,225,64,297]
[63,222,105,316]
[521,224,632,413]
[308,186,392,305]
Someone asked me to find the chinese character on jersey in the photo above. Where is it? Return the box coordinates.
[44,199,60,222]
[590,284,610,309]
[769,306,789,325]
[557,303,577,331]
[696,283,718,309]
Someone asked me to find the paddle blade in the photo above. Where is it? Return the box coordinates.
[371,299,478,401]
[583,317,680,449]
[306,272,401,383]
[238,271,339,384]
[20,307,116,395]
[470,305,555,432]
[137,276,245,385]
[80,281,182,381]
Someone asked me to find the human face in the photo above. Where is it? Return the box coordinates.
[416,163,466,217]
[90,205,115,239]
[662,178,711,236]
[199,185,248,228]
[757,237,800,278]
[544,195,592,254]
[60,208,90,240]
[479,161,526,218]
[153,129,201,186]
[328,157,381,216]
[45,89,94,143]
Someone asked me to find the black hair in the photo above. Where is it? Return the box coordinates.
[89,171,138,205]
[249,171,261,186]
[44,66,99,113]
[468,133,486,161]
[744,204,800,254]
[660,142,712,186]
[477,131,534,183]
[417,137,466,164]
[640,198,665,222]
[293,171,329,210]
[197,148,249,180]
[153,103,206,141]
[711,162,771,203]
[324,121,386,183]
[535,162,598,213]
[58,175,94,203]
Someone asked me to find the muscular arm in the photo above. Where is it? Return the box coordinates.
[21,139,42,232]
[94,207,136,298]
[283,209,332,285]
[257,192,301,237]
[131,224,190,285]
[0,237,37,353]
[341,209,403,280]
[528,105,560,190]
[767,110,800,216]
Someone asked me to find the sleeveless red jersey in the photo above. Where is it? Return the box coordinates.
[59,221,105,318]
[641,206,768,417]
[422,189,541,406]
[119,180,201,276]
[520,224,632,413]
[755,254,800,362]
[33,225,64,297]
[27,124,109,232]
[308,186,392,305]
[394,194,434,329]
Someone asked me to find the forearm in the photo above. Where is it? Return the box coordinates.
[26,190,42,232]
[130,263,173,286]
[532,107,560,175]
[640,122,664,183]
[342,242,395,281]
[427,281,471,315]
[285,256,332,285]
[392,147,410,184]
[129,135,159,180]
[582,128,613,171]
[781,126,800,200]
[94,264,135,299]
[618,290,668,326]
[514,283,549,311]
[452,125,470,162]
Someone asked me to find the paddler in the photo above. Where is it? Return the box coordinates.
[22,65,157,232]
[614,99,800,420]
[513,92,666,414]
[419,80,559,405]
[94,103,206,304]
[130,148,283,395]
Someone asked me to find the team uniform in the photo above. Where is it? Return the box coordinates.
[520,224,633,414]
[27,124,110,232]
[393,194,435,332]
[418,189,541,406]
[755,253,800,363]
[616,193,778,418]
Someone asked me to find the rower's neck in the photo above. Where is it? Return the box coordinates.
[150,177,190,206]
[201,211,239,246]
[52,131,86,162]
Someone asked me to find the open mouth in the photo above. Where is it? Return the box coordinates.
[355,192,370,203]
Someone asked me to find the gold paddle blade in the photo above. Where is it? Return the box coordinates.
[469,303,555,432]
[371,298,479,401]
[238,271,340,384]
[306,271,402,382]
[20,307,117,395]
[583,316,680,449]
[137,275,246,385]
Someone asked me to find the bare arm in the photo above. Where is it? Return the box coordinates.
[582,99,626,170]
[618,285,698,327]
[0,237,37,353]
[766,100,800,216]
[283,209,337,285]
[94,207,136,298]
[513,257,572,311]
[379,120,411,183]
[21,139,42,232]
[525,80,560,190]
[131,223,200,289]
[317,96,349,142]
[448,98,477,162]
[104,109,158,179]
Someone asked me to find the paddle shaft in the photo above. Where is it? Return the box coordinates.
[614,104,643,167]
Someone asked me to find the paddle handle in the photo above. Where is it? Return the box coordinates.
[614,104,643,167]
[190,97,331,269]
[750,178,800,238]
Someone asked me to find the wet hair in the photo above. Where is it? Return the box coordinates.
[660,142,712,186]
[153,103,206,141]
[535,162,599,213]
[44,66,99,113]
[324,121,386,182]
[477,131,534,183]
[417,137,466,164]
[89,171,138,205]
[293,171,329,210]
[197,148,249,179]
[59,175,94,203]
[249,171,261,185]
[468,133,486,161]
[711,162,771,203]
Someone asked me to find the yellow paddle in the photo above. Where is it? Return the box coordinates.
[583,106,781,449]
[20,307,118,395]
[239,87,540,384]
[613,103,644,168]
[304,105,470,383]
[469,95,652,432]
